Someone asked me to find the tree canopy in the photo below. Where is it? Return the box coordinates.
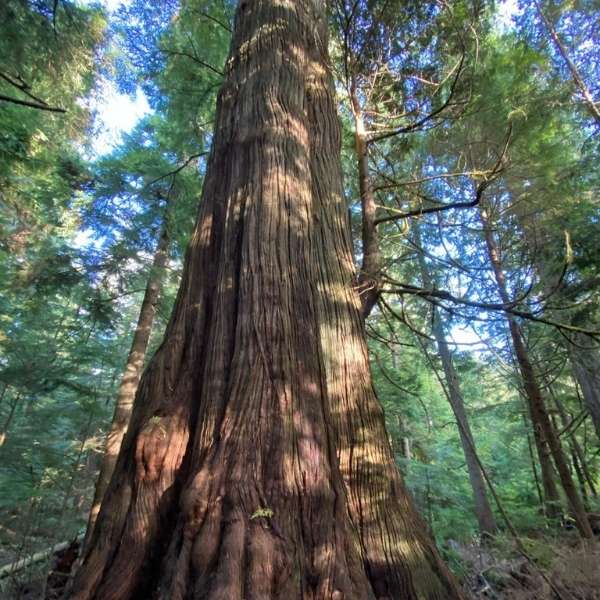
[0,0,599,598]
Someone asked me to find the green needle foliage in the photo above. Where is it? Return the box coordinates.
[0,0,599,597]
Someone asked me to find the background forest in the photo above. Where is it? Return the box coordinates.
[0,0,599,598]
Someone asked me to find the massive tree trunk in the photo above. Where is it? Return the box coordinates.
[82,216,170,550]
[70,2,463,599]
[479,205,593,538]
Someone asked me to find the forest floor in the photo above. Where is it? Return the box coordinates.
[457,534,600,599]
[0,526,598,599]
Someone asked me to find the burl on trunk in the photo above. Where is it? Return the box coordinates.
[71,1,464,598]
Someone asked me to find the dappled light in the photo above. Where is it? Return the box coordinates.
[0,0,599,599]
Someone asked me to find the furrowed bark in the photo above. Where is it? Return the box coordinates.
[69,2,463,599]
[414,225,497,537]
[479,205,593,538]
[82,216,170,549]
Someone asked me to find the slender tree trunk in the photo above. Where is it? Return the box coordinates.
[82,218,170,548]
[567,336,600,440]
[0,392,21,447]
[70,3,463,599]
[350,90,380,319]
[524,416,545,509]
[567,439,588,507]
[548,409,590,510]
[551,391,597,498]
[510,199,599,499]
[534,0,600,124]
[528,406,562,519]
[519,381,561,518]
[506,182,600,442]
[479,205,593,538]
[414,225,497,536]
[430,318,498,536]
[484,215,563,517]
[398,415,412,461]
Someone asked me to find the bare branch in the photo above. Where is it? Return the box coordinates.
[192,9,232,33]
[160,47,224,77]
[381,282,600,338]
[145,152,208,188]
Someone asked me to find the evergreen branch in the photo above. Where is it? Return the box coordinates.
[381,283,600,338]
[0,93,67,113]
[0,70,67,112]
[374,126,511,225]
[367,53,465,145]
